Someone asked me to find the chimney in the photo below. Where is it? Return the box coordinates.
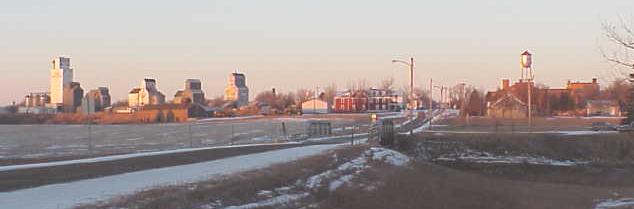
[501,79,510,90]
[592,78,597,84]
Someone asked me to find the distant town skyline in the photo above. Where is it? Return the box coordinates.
[2,0,634,104]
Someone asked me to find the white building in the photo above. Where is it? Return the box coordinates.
[49,57,74,108]
[224,72,249,107]
[301,99,330,114]
[128,78,166,108]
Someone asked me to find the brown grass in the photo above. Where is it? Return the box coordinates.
[414,132,634,166]
[319,163,626,209]
[437,116,623,132]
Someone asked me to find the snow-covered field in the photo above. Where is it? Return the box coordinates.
[0,144,343,209]
[0,117,361,160]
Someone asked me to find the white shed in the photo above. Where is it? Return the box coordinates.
[301,99,330,114]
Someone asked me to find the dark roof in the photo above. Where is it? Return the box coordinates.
[129,88,141,93]
[144,78,156,82]
[174,90,184,97]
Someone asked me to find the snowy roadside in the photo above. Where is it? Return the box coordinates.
[0,142,301,172]
[0,144,342,209]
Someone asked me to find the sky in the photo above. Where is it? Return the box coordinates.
[1,0,633,104]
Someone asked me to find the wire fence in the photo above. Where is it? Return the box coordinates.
[0,118,375,160]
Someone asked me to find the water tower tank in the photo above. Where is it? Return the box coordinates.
[521,50,532,68]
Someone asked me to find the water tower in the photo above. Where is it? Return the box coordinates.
[520,50,533,81]
[520,50,534,130]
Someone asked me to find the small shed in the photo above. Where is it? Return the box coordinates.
[301,99,330,114]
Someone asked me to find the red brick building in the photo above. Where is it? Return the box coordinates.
[486,78,601,118]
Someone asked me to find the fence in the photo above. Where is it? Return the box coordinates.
[0,118,371,160]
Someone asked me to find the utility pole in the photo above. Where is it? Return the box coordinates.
[410,57,414,110]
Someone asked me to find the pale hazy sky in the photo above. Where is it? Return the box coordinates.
[1,0,633,104]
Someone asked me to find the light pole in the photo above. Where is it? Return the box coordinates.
[392,57,415,110]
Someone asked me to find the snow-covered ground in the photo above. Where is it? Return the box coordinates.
[594,198,634,209]
[434,149,588,166]
[217,147,410,209]
[0,144,342,209]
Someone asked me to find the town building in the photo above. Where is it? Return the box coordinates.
[333,88,401,113]
[18,92,56,114]
[128,78,166,108]
[173,79,205,105]
[334,90,368,113]
[367,88,402,112]
[485,78,602,118]
[49,57,74,110]
[81,87,111,114]
[224,72,249,107]
[301,99,330,114]
[24,92,50,107]
[133,103,214,123]
[586,100,621,117]
[63,82,84,113]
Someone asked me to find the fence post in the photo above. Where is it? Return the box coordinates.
[351,125,355,145]
[88,121,93,155]
[188,122,193,148]
[231,123,235,145]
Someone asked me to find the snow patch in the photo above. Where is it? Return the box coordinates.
[305,147,409,191]
[434,149,588,166]
[367,147,411,166]
[595,198,634,209]
[555,131,618,136]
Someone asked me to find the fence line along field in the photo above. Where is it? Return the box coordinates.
[0,114,376,164]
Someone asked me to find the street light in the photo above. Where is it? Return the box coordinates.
[392,57,415,110]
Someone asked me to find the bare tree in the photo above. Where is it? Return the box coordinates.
[295,88,313,104]
[601,20,634,71]
[380,77,395,93]
[602,19,634,124]
[321,83,337,104]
